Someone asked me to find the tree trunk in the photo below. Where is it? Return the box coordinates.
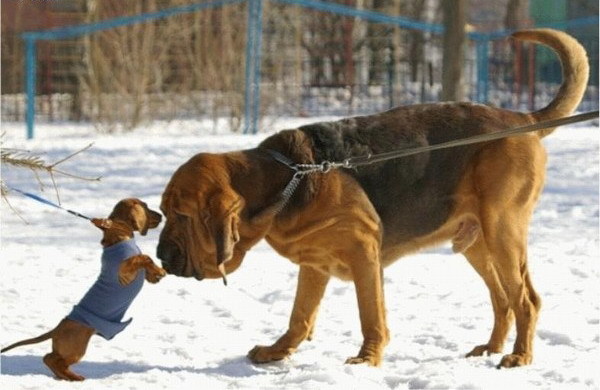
[367,0,390,84]
[441,0,466,101]
[504,0,527,30]
[408,0,426,82]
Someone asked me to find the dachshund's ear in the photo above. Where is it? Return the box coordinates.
[130,203,149,235]
[92,218,113,230]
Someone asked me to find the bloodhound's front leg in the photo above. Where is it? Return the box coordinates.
[248,265,330,363]
[345,242,389,366]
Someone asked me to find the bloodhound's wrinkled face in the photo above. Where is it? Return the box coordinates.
[157,154,245,282]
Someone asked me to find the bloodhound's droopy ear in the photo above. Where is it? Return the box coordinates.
[210,190,243,285]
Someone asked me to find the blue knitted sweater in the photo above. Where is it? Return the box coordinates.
[66,239,145,340]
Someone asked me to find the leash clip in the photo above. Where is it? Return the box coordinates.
[319,161,332,173]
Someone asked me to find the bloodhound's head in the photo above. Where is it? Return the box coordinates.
[157,152,277,284]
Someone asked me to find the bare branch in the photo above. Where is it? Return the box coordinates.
[1,137,100,211]
[49,143,94,168]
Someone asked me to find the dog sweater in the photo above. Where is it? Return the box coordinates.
[66,239,145,340]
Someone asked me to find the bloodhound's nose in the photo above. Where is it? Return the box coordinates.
[156,240,178,272]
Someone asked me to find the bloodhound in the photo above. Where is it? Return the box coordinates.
[157,29,589,368]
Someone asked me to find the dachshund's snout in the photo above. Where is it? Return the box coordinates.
[149,210,162,228]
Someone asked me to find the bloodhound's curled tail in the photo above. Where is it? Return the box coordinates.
[513,29,590,138]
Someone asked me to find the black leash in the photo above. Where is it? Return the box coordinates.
[344,110,599,168]
[268,110,599,211]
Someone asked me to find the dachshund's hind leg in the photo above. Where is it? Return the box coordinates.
[43,352,85,381]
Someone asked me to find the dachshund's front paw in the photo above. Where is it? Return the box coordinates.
[118,270,136,286]
[146,266,167,283]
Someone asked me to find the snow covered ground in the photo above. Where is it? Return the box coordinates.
[1,117,598,389]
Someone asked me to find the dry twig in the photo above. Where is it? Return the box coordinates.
[1,136,101,213]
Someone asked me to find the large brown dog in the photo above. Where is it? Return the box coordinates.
[157,29,589,368]
[1,198,166,381]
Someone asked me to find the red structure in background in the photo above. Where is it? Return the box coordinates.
[1,1,86,94]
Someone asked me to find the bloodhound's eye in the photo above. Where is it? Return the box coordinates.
[174,211,190,223]
[200,210,210,229]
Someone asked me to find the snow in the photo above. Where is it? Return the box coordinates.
[1,118,598,389]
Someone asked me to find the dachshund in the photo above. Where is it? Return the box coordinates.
[2,198,166,381]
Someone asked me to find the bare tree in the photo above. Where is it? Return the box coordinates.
[407,0,427,82]
[366,0,393,84]
[504,0,528,30]
[80,0,170,131]
[0,2,26,120]
[79,0,247,132]
[441,0,466,101]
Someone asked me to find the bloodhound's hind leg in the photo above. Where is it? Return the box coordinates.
[461,133,544,367]
[463,238,514,358]
[463,209,541,367]
[494,237,541,368]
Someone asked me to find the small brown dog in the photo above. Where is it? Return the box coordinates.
[1,198,166,381]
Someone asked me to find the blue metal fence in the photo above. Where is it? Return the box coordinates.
[243,0,264,134]
[19,0,599,139]
[21,0,247,139]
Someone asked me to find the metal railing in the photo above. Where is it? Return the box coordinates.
[18,0,599,138]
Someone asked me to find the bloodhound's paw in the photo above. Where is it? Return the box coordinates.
[465,344,503,358]
[345,341,384,366]
[497,353,532,368]
[247,345,294,363]
[344,354,382,367]
[146,266,167,284]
